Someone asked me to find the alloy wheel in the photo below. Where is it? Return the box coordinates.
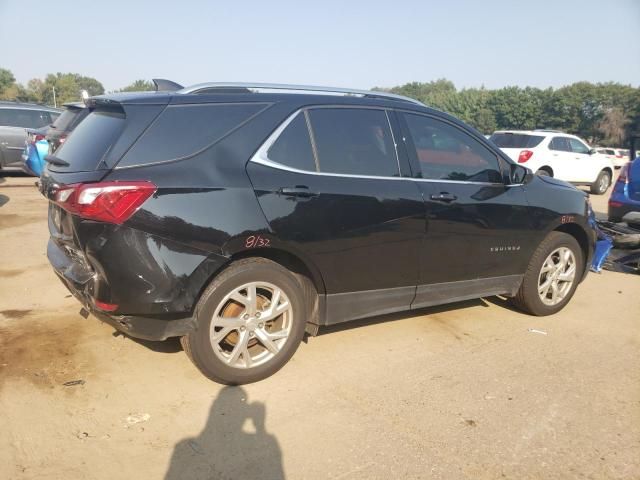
[209,282,293,369]
[537,247,577,306]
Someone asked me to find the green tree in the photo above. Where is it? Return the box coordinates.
[117,79,155,92]
[0,68,17,99]
[37,73,105,105]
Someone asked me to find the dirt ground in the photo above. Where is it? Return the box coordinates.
[1,174,639,480]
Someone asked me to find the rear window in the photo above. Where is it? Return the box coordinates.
[117,103,267,167]
[489,133,545,148]
[0,108,53,128]
[52,110,126,172]
[51,107,85,132]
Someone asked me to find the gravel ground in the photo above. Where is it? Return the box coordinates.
[1,174,639,480]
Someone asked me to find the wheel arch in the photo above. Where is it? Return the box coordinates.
[553,223,590,280]
[537,165,554,176]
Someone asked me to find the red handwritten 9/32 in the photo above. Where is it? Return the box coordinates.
[245,235,270,248]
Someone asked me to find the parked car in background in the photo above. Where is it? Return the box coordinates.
[597,147,627,168]
[47,103,89,154]
[41,82,596,384]
[21,126,50,176]
[0,101,60,172]
[490,130,614,194]
[609,156,640,222]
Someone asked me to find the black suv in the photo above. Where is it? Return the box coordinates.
[41,82,596,384]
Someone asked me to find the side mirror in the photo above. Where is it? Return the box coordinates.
[589,148,597,155]
[510,163,533,185]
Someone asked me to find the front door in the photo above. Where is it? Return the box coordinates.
[398,111,536,307]
[247,107,425,324]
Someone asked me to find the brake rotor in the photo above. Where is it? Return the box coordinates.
[220,294,273,350]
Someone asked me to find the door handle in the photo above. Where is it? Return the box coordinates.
[430,192,457,203]
[279,186,318,198]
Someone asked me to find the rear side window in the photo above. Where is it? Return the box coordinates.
[489,133,544,148]
[549,137,572,152]
[402,113,502,182]
[0,108,52,128]
[53,110,125,172]
[307,108,399,177]
[268,113,316,172]
[118,103,267,167]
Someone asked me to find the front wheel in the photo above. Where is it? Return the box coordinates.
[509,232,583,316]
[181,258,307,384]
[590,170,611,195]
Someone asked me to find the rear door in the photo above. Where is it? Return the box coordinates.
[548,136,574,180]
[398,111,535,307]
[247,106,425,323]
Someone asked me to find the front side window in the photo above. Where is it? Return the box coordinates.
[549,137,572,152]
[568,138,590,155]
[402,113,502,182]
[307,108,399,177]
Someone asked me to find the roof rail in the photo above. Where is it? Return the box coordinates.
[534,129,565,133]
[178,82,424,106]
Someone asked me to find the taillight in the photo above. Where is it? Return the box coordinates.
[618,163,629,184]
[94,300,118,312]
[29,133,45,143]
[53,181,157,224]
[518,150,534,163]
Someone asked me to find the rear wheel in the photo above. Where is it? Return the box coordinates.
[510,232,583,316]
[181,258,307,384]
[590,170,611,195]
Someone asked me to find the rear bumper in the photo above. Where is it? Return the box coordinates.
[52,261,195,341]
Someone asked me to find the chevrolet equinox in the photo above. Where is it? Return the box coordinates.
[41,81,596,384]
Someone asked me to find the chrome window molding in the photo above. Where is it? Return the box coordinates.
[249,108,506,187]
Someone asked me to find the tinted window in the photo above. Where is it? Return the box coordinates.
[308,108,398,177]
[52,107,86,132]
[489,133,544,148]
[568,138,590,154]
[549,137,572,152]
[403,113,502,182]
[119,103,266,167]
[53,110,125,172]
[0,108,52,128]
[268,113,316,171]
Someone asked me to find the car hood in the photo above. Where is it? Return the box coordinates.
[537,174,579,191]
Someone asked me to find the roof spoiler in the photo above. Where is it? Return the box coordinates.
[152,79,184,92]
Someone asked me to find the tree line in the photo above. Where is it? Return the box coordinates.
[0,68,154,107]
[386,79,640,147]
[1,67,638,147]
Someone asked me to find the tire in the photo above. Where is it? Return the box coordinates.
[509,232,583,316]
[535,169,551,177]
[590,170,611,195]
[613,234,640,249]
[181,258,307,384]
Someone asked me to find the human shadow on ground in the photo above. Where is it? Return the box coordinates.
[165,386,285,480]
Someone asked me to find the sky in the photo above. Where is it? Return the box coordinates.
[0,0,638,92]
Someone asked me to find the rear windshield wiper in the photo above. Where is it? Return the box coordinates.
[44,154,70,167]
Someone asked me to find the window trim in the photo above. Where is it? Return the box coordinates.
[250,107,506,186]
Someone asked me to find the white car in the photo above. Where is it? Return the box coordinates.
[489,130,614,194]
[597,147,627,168]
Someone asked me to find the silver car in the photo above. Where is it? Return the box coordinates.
[0,102,61,172]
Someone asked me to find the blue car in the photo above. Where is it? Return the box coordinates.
[21,126,50,176]
[608,157,640,222]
